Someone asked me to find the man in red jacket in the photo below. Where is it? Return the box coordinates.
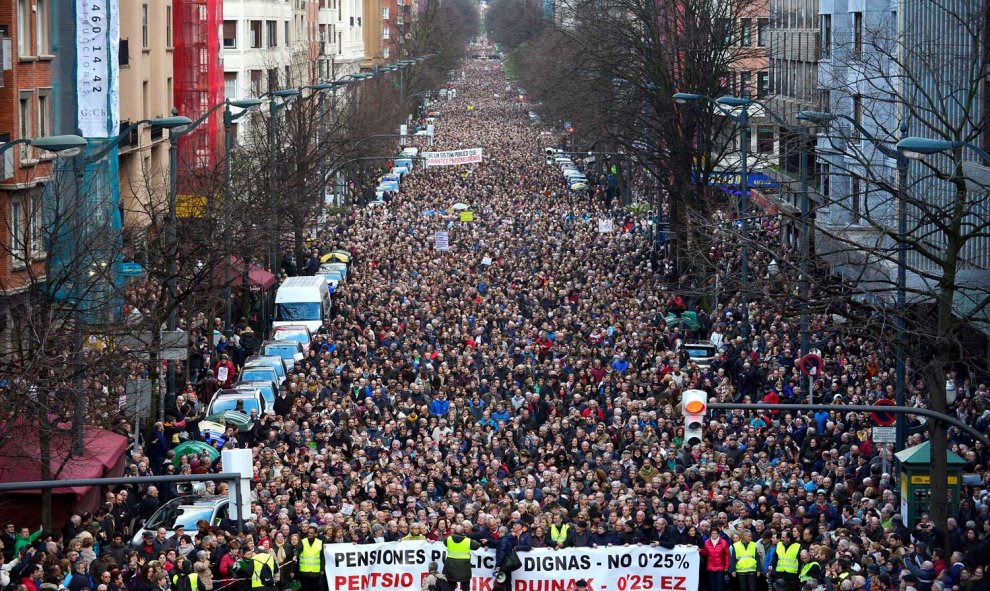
[213,354,236,388]
[700,522,731,591]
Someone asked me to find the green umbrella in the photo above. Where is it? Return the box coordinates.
[172,441,220,467]
[206,410,254,432]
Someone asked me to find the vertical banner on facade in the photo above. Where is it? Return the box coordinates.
[323,542,699,591]
[77,0,120,137]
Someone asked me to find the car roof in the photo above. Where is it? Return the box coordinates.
[273,325,309,331]
[214,390,258,400]
[264,340,301,347]
[173,495,227,507]
[246,355,282,364]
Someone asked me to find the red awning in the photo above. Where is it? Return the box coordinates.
[213,256,276,291]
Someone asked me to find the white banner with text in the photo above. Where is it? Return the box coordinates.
[76,0,120,137]
[422,148,484,167]
[324,541,699,591]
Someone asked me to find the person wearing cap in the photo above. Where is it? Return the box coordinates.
[731,529,762,591]
[297,526,325,591]
[445,525,481,591]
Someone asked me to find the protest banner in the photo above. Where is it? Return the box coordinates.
[435,231,450,251]
[422,148,484,167]
[460,211,475,222]
[324,541,699,591]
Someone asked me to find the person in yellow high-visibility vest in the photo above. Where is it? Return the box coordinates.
[444,525,481,591]
[296,526,325,591]
[549,514,573,549]
[771,531,801,591]
[244,547,279,591]
[730,529,762,591]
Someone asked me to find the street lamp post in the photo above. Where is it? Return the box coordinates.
[221,100,264,337]
[799,110,910,452]
[0,134,86,453]
[673,93,753,341]
[262,88,302,335]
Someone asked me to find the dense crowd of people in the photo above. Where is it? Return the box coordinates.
[3,46,990,591]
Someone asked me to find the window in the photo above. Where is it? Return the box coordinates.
[757,126,774,154]
[267,20,277,47]
[319,24,326,42]
[29,196,41,256]
[250,70,263,95]
[383,46,389,58]
[10,198,24,264]
[18,92,32,162]
[251,21,263,48]
[120,39,130,66]
[740,18,752,47]
[36,0,50,54]
[851,175,863,223]
[739,71,751,97]
[37,90,51,139]
[382,26,389,40]
[349,16,354,26]
[757,71,769,98]
[166,6,173,46]
[725,71,736,94]
[757,18,768,47]
[17,0,31,57]
[382,6,389,19]
[267,68,278,91]
[284,65,291,87]
[223,21,237,48]
[853,11,863,57]
[142,4,149,48]
[820,163,830,206]
[225,72,237,100]
[143,81,150,119]
[852,95,862,143]
[167,78,173,113]
[820,14,831,58]
[285,21,290,44]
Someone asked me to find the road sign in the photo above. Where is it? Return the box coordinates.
[799,353,823,377]
[871,398,897,426]
[122,379,152,417]
[872,426,897,443]
[162,348,189,361]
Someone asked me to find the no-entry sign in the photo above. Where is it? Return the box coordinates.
[871,398,897,426]
[799,353,823,377]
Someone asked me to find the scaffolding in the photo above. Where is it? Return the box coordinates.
[173,0,224,178]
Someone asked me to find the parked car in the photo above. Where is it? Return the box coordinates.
[243,355,287,385]
[271,325,314,352]
[239,365,282,387]
[231,381,276,408]
[132,496,229,545]
[680,342,719,369]
[262,340,305,363]
[206,389,266,417]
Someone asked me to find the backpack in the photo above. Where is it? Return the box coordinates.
[255,558,276,587]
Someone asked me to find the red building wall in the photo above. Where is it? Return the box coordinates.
[172,0,224,175]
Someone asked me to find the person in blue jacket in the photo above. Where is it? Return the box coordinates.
[429,392,450,416]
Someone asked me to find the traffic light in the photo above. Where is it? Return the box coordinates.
[545,147,557,165]
[681,389,708,447]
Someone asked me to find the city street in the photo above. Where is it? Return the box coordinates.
[2,35,990,591]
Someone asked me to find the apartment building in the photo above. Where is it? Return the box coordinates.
[289,0,320,85]
[223,0,295,137]
[361,0,384,68]
[0,0,56,349]
[117,0,173,247]
[812,0,898,289]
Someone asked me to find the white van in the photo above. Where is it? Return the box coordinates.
[273,276,331,333]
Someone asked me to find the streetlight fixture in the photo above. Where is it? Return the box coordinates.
[895,137,990,162]
[673,92,754,341]
[0,134,88,158]
[799,109,910,452]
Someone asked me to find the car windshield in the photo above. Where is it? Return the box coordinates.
[685,347,716,358]
[211,397,260,414]
[274,330,309,344]
[276,302,320,321]
[265,345,298,359]
[241,369,276,382]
